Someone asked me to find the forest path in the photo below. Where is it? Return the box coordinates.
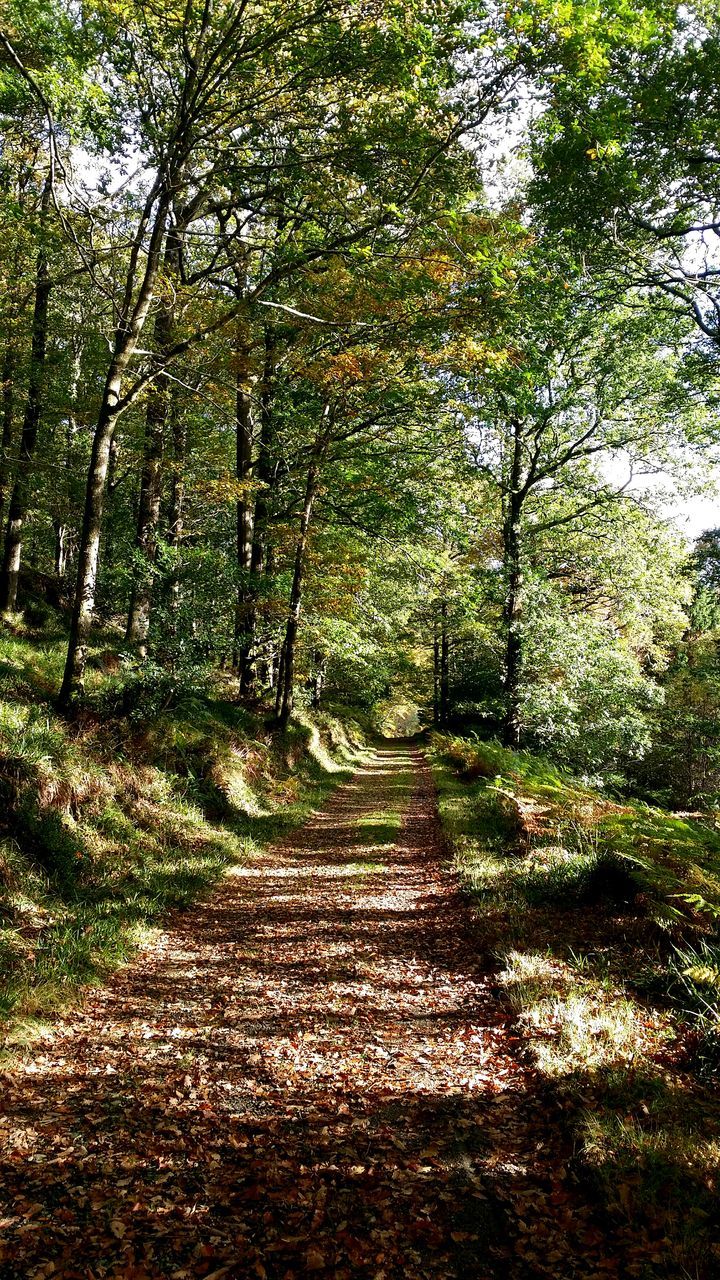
[2,748,624,1280]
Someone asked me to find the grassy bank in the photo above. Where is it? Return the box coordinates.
[0,623,371,1042]
[430,732,720,1279]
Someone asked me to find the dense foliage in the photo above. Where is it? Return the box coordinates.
[5,9,720,1275]
[1,0,719,794]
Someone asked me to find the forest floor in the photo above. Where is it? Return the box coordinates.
[0,745,688,1280]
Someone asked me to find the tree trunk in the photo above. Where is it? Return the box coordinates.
[440,599,449,725]
[311,649,326,709]
[106,436,120,493]
[0,341,16,557]
[166,402,187,625]
[0,237,23,557]
[433,609,440,725]
[53,529,69,583]
[0,175,51,612]
[53,335,82,586]
[59,178,173,707]
[233,325,255,680]
[236,325,277,695]
[124,385,167,651]
[274,634,286,719]
[53,519,69,588]
[502,534,523,748]
[53,521,68,579]
[58,381,123,706]
[501,419,524,749]
[276,440,325,727]
[268,642,278,690]
[125,234,180,652]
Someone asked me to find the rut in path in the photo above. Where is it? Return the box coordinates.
[1,748,629,1279]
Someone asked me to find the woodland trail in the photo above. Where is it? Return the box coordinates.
[1,748,637,1280]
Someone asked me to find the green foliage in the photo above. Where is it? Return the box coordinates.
[432,728,720,1006]
[668,937,720,1076]
[1,0,719,854]
[637,630,720,806]
[527,1,720,352]
[514,841,642,907]
[520,582,666,776]
[431,726,720,1267]
[94,656,213,723]
[0,630,369,1026]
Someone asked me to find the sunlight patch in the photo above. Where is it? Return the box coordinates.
[523,994,647,1075]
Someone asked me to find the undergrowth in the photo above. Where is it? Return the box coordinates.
[0,626,371,1041]
[430,730,720,1280]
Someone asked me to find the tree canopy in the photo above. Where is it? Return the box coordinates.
[0,0,719,790]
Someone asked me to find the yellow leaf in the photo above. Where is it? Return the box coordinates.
[683,964,720,988]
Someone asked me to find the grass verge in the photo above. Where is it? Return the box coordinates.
[430,731,720,1279]
[0,626,371,1044]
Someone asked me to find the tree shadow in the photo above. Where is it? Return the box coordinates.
[0,748,675,1279]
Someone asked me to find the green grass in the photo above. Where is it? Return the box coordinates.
[0,626,371,1041]
[430,730,720,1277]
[355,769,412,853]
[433,730,720,926]
[430,731,720,1054]
[579,1071,720,1276]
[343,859,388,878]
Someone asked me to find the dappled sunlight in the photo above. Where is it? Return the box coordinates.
[0,692,373,1027]
[498,949,575,999]
[432,734,720,1275]
[523,993,653,1075]
[0,747,639,1279]
[496,948,667,1075]
[11,733,718,1275]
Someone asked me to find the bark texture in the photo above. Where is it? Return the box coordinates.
[0,175,51,612]
[276,436,326,727]
[501,418,524,749]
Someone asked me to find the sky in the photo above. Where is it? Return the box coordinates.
[668,489,720,539]
[606,451,720,543]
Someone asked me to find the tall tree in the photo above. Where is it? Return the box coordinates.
[37,0,512,704]
[527,1,720,353]
[0,171,51,611]
[456,261,712,743]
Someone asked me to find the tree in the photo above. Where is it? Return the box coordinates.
[24,0,517,706]
[0,172,51,611]
[0,0,87,606]
[518,508,688,774]
[451,255,710,744]
[527,1,720,354]
[0,0,716,792]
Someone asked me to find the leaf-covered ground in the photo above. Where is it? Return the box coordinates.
[0,748,665,1278]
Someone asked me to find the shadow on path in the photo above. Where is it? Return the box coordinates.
[0,749,629,1279]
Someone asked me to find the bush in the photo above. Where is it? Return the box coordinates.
[95,659,212,723]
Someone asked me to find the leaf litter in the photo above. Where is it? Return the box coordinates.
[0,748,668,1278]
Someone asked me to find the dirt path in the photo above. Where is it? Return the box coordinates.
[1,748,627,1280]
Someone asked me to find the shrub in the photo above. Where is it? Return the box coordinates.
[95,660,212,722]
